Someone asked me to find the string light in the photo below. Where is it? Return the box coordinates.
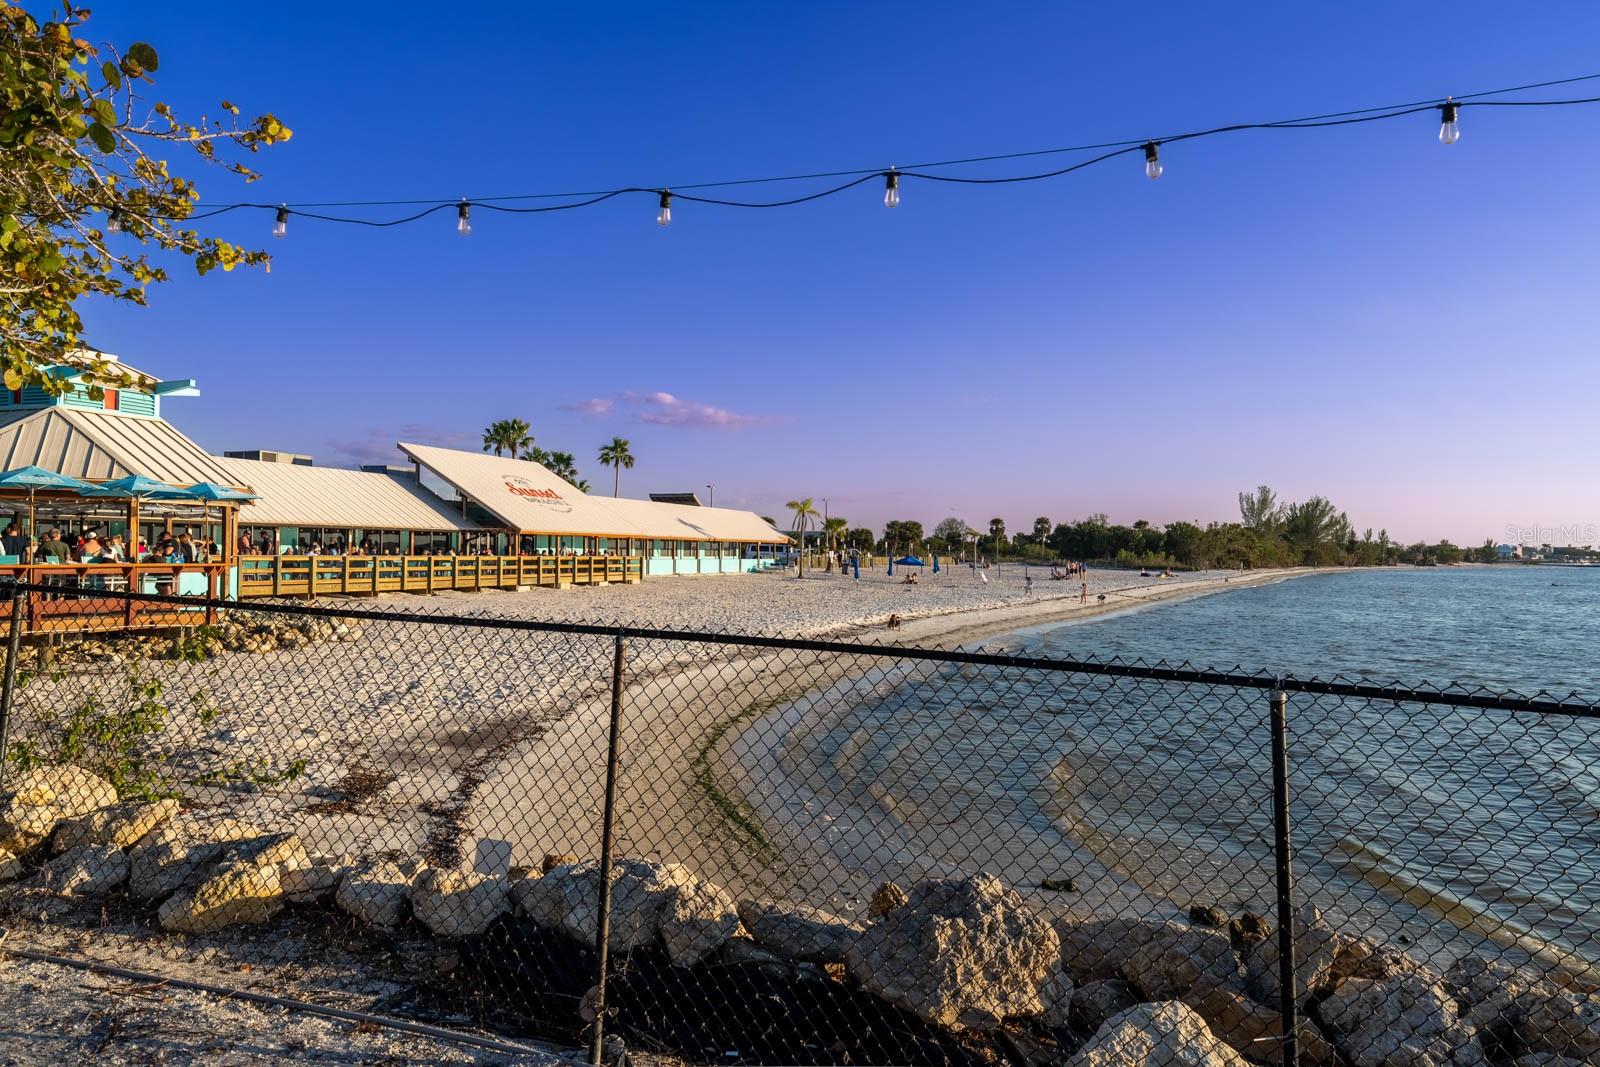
[456,200,471,235]
[273,205,288,238]
[1143,142,1163,179]
[151,73,1600,232]
[1439,99,1461,144]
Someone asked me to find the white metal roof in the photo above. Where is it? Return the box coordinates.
[0,408,237,484]
[219,457,482,532]
[398,441,787,542]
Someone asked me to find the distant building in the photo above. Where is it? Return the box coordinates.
[1495,544,1520,560]
[224,449,313,466]
[649,492,704,506]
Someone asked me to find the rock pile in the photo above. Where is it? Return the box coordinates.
[1,778,1593,1067]
[45,614,363,667]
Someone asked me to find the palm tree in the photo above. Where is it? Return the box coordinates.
[546,451,590,493]
[597,437,635,497]
[823,516,848,553]
[989,517,1006,557]
[482,418,532,458]
[786,497,818,577]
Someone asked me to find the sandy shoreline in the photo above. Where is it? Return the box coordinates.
[461,565,1330,907]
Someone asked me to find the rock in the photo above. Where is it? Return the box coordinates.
[0,848,21,881]
[1517,990,1600,1063]
[53,798,180,854]
[127,817,262,901]
[1512,1055,1590,1067]
[1182,984,1338,1066]
[1058,916,1186,984]
[1332,934,1434,985]
[1319,973,1477,1067]
[1446,954,1562,1032]
[281,861,345,903]
[1070,979,1141,1034]
[843,873,1062,1030]
[1246,903,1340,1007]
[1067,1001,1250,1066]
[1042,876,1078,893]
[1125,925,1242,1000]
[514,858,737,964]
[1,766,118,853]
[1190,905,1229,928]
[336,857,422,929]
[659,872,740,966]
[41,843,128,896]
[736,900,864,964]
[719,936,794,978]
[1040,969,1076,1029]
[542,852,576,873]
[411,868,509,939]
[1229,912,1271,951]
[156,832,307,934]
[868,881,907,917]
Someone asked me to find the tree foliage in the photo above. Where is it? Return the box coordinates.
[2,4,290,391]
[482,418,532,457]
[597,436,634,497]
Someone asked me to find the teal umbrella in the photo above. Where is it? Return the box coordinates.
[185,482,258,502]
[0,466,96,536]
[82,474,199,500]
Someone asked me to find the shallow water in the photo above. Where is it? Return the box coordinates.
[847,567,1600,973]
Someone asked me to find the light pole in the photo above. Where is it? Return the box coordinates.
[705,484,713,508]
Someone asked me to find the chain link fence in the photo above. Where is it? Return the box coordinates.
[0,579,1596,1066]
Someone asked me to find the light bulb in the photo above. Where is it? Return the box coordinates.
[273,205,288,238]
[657,190,672,227]
[1143,142,1163,180]
[456,200,471,235]
[884,169,900,208]
[1439,101,1460,145]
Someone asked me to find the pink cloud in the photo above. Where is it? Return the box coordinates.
[326,423,472,466]
[567,391,775,429]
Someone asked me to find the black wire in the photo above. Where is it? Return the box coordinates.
[130,76,1600,226]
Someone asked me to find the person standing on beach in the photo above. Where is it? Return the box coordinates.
[1080,581,1088,604]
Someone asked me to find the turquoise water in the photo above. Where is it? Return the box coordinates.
[1025,566,1600,698]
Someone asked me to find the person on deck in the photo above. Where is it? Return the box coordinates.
[1,523,26,558]
[38,529,71,564]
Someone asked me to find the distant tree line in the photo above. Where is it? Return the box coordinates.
[820,485,1500,569]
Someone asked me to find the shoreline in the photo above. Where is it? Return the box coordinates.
[462,565,1335,910]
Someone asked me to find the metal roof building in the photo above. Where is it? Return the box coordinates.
[0,407,236,485]
[217,457,481,532]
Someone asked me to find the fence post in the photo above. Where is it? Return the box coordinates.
[0,583,26,796]
[590,631,627,1066]
[1269,687,1299,1067]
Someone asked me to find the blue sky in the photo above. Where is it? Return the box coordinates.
[75,2,1600,543]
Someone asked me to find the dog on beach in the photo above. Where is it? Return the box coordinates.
[886,613,901,631]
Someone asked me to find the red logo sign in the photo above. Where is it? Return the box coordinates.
[503,475,573,512]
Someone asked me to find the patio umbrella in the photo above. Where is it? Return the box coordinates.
[932,552,940,575]
[82,474,200,501]
[894,556,925,567]
[185,482,259,502]
[852,553,860,581]
[0,466,96,535]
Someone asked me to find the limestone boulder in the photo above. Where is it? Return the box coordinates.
[1246,904,1341,1008]
[1039,968,1076,1030]
[336,857,422,929]
[54,798,180,854]
[1318,972,1479,1067]
[843,873,1062,1030]
[868,881,908,917]
[1126,925,1242,1000]
[1446,954,1563,1032]
[156,832,308,934]
[1,766,117,853]
[736,899,864,964]
[127,817,262,901]
[1517,990,1600,1063]
[411,868,509,939]
[1058,916,1189,984]
[514,858,737,965]
[0,847,21,882]
[1067,1001,1250,1067]
[281,858,347,903]
[41,843,129,896]
[1182,984,1338,1066]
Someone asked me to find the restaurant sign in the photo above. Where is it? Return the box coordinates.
[503,475,573,513]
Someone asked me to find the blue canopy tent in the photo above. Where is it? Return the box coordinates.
[82,474,201,501]
[185,483,259,502]
[894,556,925,567]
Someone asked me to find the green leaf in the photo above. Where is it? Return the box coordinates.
[87,121,114,153]
[90,97,116,126]
[100,60,121,90]
[126,43,159,73]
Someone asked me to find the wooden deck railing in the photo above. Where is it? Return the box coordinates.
[0,563,229,636]
[236,554,644,598]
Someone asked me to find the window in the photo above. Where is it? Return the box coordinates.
[102,388,118,411]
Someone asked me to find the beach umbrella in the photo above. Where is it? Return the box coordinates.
[853,553,860,581]
[932,552,940,575]
[185,482,259,502]
[887,555,894,576]
[0,466,96,535]
[894,555,925,567]
[82,474,200,501]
